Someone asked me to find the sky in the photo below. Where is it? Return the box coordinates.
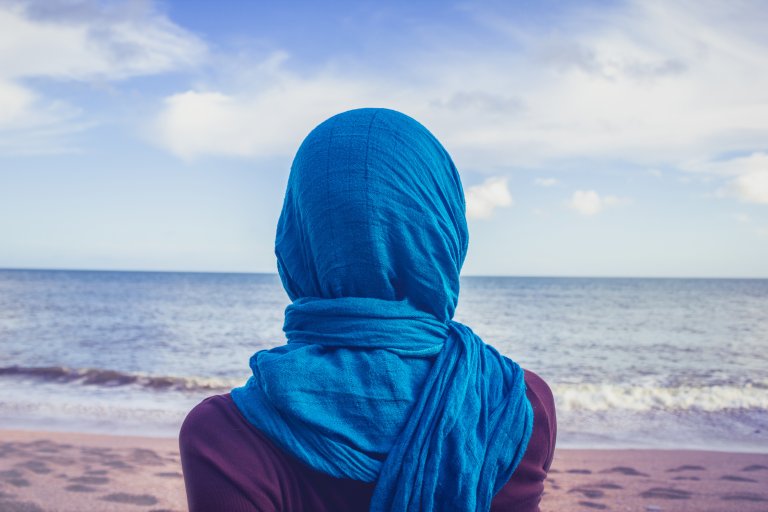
[1,0,767,277]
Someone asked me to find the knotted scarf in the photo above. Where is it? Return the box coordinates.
[231,108,533,511]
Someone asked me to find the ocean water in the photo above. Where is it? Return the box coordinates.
[0,269,766,452]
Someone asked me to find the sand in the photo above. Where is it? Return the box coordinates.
[1,429,766,511]
[544,448,768,512]
[0,430,186,512]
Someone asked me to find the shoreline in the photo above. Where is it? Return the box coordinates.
[5,421,767,455]
[1,429,767,511]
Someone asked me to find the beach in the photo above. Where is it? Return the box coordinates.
[1,429,766,512]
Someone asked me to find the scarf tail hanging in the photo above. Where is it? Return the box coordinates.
[370,323,533,512]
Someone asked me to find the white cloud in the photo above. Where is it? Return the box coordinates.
[684,152,768,177]
[406,0,768,170]
[534,177,559,187]
[0,0,206,153]
[148,0,768,179]
[729,170,768,204]
[568,190,624,216]
[568,190,601,216]
[0,2,205,80]
[686,152,768,204]
[716,152,768,204]
[0,79,35,127]
[151,61,377,159]
[4,0,768,178]
[465,177,513,219]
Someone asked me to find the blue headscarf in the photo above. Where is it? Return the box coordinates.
[231,108,533,511]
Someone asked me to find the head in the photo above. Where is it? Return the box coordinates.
[275,108,468,322]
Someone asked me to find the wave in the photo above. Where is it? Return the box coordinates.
[0,365,240,392]
[3,366,767,413]
[553,382,768,412]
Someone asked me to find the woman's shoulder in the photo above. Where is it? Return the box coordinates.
[523,369,555,409]
[522,368,557,471]
[490,368,557,511]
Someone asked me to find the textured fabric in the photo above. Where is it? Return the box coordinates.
[230,108,534,512]
[180,371,556,512]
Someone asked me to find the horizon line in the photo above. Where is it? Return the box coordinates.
[1,266,766,280]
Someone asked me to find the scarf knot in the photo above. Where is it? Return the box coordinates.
[284,297,448,356]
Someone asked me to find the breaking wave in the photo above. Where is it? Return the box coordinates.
[0,365,239,392]
[553,382,768,412]
[3,366,767,413]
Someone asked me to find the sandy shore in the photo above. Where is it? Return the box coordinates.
[544,448,768,511]
[1,429,767,511]
[0,430,186,511]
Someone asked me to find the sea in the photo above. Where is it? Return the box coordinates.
[1,269,766,452]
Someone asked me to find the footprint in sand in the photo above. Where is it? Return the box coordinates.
[602,466,649,477]
[721,492,767,502]
[568,486,605,499]
[592,482,622,490]
[155,471,184,478]
[45,456,76,466]
[28,440,65,454]
[130,448,165,467]
[65,484,98,493]
[80,447,113,456]
[5,478,30,488]
[0,442,19,456]
[720,474,758,483]
[102,460,133,469]
[0,498,45,512]
[640,487,692,500]
[16,460,51,474]
[578,501,607,510]
[566,469,592,474]
[667,464,705,472]
[671,476,700,481]
[100,493,159,506]
[0,469,30,488]
[741,464,768,472]
[68,475,110,485]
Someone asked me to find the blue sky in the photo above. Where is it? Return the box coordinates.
[1,0,767,277]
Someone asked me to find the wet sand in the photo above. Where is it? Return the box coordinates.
[1,429,766,511]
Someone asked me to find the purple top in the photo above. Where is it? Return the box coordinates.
[180,370,556,511]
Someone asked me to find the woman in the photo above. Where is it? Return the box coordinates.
[179,108,556,511]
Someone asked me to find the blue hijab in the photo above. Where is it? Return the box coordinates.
[231,108,533,511]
